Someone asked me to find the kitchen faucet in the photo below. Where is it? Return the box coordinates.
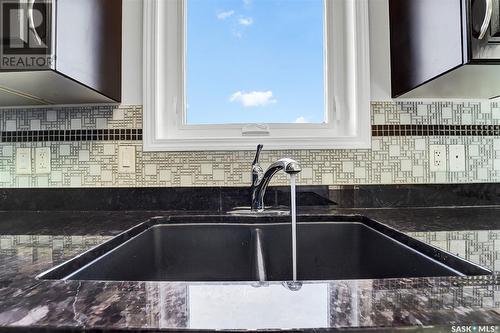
[250,144,302,212]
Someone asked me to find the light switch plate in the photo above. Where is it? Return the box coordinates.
[429,145,447,172]
[118,146,136,173]
[16,148,31,175]
[449,145,466,172]
[35,147,51,174]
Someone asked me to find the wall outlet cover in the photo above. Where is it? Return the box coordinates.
[429,145,447,172]
[35,147,51,174]
[16,148,32,175]
[118,146,136,173]
[449,145,466,172]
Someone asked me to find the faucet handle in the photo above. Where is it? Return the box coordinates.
[251,144,264,186]
[252,144,263,166]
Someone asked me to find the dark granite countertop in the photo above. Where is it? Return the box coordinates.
[0,208,500,331]
[344,206,500,232]
[1,206,500,235]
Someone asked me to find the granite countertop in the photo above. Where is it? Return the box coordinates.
[0,208,500,331]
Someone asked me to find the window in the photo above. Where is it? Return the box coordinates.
[187,0,325,125]
[143,0,371,151]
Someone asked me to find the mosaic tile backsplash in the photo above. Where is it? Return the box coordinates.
[1,101,500,187]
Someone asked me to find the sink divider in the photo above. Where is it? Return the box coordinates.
[252,228,267,282]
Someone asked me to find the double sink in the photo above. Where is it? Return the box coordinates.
[38,215,491,282]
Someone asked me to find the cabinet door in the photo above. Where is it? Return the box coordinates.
[55,0,122,102]
[389,0,464,98]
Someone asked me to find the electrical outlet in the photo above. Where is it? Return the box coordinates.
[429,145,447,172]
[35,147,51,174]
[449,145,466,172]
[16,148,31,175]
[118,146,136,173]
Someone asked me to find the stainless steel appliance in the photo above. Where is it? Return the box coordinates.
[470,0,500,59]
[390,0,500,98]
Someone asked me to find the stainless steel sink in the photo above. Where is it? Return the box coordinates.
[69,224,257,281]
[38,215,491,282]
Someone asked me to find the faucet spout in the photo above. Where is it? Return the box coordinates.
[250,151,301,212]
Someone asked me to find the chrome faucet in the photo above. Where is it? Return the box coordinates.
[251,144,302,212]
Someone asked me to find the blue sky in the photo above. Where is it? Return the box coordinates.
[186,0,325,124]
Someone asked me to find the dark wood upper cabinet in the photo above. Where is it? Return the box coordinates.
[389,0,500,99]
[0,0,122,106]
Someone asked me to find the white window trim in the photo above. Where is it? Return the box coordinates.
[143,0,371,151]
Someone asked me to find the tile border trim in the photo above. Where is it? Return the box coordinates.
[372,124,500,137]
[2,125,500,143]
[0,129,143,143]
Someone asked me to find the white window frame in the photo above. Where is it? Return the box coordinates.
[143,0,371,151]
